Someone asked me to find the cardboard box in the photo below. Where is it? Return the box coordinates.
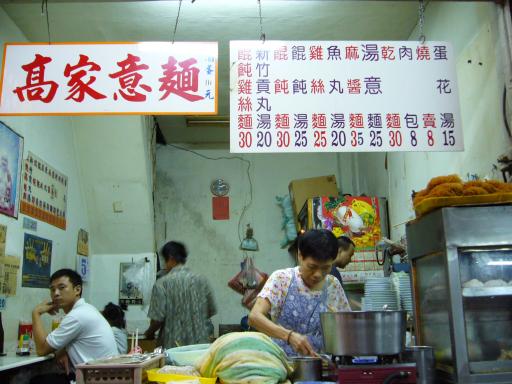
[289,175,338,229]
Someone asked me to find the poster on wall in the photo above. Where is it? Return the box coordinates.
[77,229,89,256]
[300,195,383,283]
[0,224,6,256]
[20,152,68,230]
[119,263,144,306]
[77,255,89,282]
[22,233,52,288]
[0,255,20,296]
[301,196,382,250]
[230,40,462,153]
[0,121,23,218]
[0,42,218,115]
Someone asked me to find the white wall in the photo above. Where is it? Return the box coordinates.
[69,92,156,337]
[72,116,155,255]
[155,145,341,332]
[0,7,90,350]
[356,2,511,239]
[87,252,155,334]
[1,7,156,350]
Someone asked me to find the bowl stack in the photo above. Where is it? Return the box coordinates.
[390,272,414,315]
[362,277,399,311]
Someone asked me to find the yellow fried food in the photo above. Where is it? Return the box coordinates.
[412,189,429,206]
[428,182,464,197]
[486,179,512,192]
[427,174,462,191]
[462,186,488,196]
[463,180,498,194]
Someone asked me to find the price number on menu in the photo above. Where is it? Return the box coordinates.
[294,130,308,147]
[237,126,457,151]
[314,131,327,148]
[277,131,290,148]
[388,131,402,147]
[331,131,347,147]
[351,131,364,147]
[442,130,456,146]
[369,131,383,147]
[256,131,272,148]
[239,131,253,148]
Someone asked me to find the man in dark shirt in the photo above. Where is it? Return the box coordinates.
[330,236,355,287]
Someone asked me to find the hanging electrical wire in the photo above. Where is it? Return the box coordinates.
[258,0,266,42]
[171,0,197,43]
[166,143,253,244]
[418,0,426,44]
[171,0,183,44]
[41,0,51,45]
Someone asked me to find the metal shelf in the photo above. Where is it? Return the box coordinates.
[468,359,512,374]
[462,286,512,298]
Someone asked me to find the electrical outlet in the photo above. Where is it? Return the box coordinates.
[113,201,123,213]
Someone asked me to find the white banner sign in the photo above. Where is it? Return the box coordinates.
[230,40,463,153]
[0,42,218,115]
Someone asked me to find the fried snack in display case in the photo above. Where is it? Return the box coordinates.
[407,205,512,384]
[412,175,512,218]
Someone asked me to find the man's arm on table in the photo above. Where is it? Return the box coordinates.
[32,301,57,356]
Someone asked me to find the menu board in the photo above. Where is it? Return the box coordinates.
[20,152,67,230]
[230,40,462,153]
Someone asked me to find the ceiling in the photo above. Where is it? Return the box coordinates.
[1,0,421,145]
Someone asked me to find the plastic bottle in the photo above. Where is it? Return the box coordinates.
[22,334,30,350]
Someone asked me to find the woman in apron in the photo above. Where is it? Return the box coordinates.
[249,229,351,356]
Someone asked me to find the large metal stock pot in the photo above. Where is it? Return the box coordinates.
[320,311,406,356]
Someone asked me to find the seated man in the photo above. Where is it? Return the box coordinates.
[31,269,117,384]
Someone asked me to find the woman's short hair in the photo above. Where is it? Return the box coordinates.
[298,229,338,262]
[102,302,126,329]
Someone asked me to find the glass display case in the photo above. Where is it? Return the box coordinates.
[406,205,512,384]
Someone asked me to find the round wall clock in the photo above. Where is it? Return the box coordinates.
[210,178,230,196]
